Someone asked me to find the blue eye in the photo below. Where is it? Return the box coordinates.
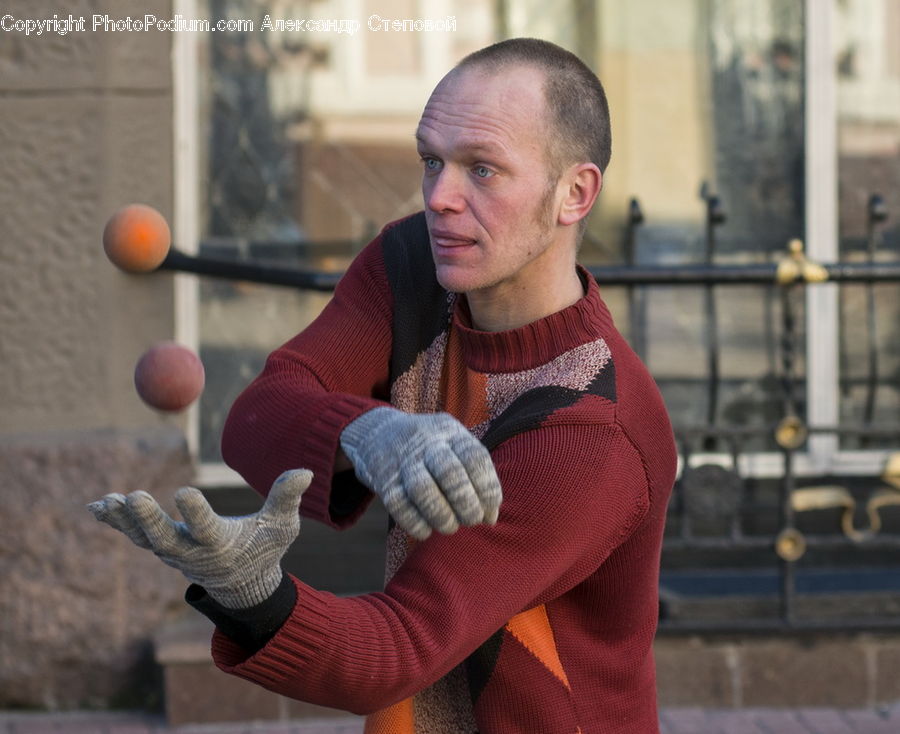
[473,165,492,178]
[421,157,442,172]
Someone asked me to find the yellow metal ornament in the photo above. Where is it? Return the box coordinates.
[775,415,808,450]
[776,239,829,285]
[775,527,807,562]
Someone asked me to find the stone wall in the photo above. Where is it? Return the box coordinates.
[0,0,193,709]
[656,633,900,709]
[0,429,193,709]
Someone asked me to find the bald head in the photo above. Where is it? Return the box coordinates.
[455,38,612,177]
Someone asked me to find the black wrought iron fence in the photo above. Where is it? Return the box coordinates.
[622,191,900,633]
[161,192,900,632]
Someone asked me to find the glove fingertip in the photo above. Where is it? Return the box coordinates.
[437,519,461,536]
[408,524,433,541]
[262,468,313,519]
[278,468,313,490]
[489,488,504,508]
[125,490,167,526]
[87,493,127,518]
[174,485,206,512]
[125,489,153,506]
[273,469,313,503]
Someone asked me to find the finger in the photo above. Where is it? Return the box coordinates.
[126,491,182,553]
[382,479,432,541]
[175,487,225,546]
[403,461,458,536]
[87,494,153,549]
[423,444,481,527]
[259,469,312,522]
[450,434,503,524]
[87,493,129,527]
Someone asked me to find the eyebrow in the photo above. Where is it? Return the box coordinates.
[414,133,503,159]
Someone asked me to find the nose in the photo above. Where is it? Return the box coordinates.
[424,168,465,214]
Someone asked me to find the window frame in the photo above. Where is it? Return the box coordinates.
[173,0,202,465]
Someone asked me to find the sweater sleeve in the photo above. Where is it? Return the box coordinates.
[220,233,394,528]
[207,421,651,715]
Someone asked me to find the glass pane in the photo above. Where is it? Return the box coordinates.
[196,0,810,461]
[835,0,900,447]
[585,1,805,442]
[196,0,497,462]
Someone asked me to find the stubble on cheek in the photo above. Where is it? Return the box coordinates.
[527,177,559,249]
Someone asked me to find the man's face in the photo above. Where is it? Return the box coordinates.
[415,65,563,297]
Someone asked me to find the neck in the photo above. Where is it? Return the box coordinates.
[465,249,584,332]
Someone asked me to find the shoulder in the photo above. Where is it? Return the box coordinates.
[377,211,434,287]
[331,211,429,313]
[381,210,428,239]
[599,331,678,497]
[338,211,428,282]
[379,211,429,258]
[490,420,651,535]
[484,353,674,512]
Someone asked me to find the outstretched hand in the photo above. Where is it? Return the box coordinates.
[88,469,312,609]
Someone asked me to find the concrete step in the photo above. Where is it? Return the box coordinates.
[154,616,365,727]
[156,615,900,726]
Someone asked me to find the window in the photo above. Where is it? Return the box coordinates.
[835,0,900,445]
[584,1,805,453]
[174,0,899,483]
[183,0,497,471]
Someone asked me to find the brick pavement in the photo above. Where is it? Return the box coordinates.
[2,706,900,734]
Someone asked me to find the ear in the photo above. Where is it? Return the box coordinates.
[557,163,602,227]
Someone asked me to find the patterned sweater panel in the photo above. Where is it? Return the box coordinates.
[380,212,620,445]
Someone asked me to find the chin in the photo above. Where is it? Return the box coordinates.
[435,265,484,294]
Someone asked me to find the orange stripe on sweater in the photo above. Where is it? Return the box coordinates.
[505,604,571,690]
[439,325,490,429]
[364,697,414,734]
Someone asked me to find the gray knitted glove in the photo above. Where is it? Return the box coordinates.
[87,469,311,609]
[340,407,502,540]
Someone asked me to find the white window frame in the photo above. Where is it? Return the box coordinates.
[172,0,201,461]
[175,0,895,487]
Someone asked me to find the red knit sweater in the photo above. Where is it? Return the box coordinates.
[216,213,676,733]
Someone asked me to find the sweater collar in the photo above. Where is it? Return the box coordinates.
[451,266,615,373]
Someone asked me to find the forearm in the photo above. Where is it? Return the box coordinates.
[221,236,394,526]
[207,576,460,715]
[204,425,651,712]
[223,386,383,526]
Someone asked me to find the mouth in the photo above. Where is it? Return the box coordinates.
[430,229,477,249]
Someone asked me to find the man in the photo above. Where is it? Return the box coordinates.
[90,38,676,733]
